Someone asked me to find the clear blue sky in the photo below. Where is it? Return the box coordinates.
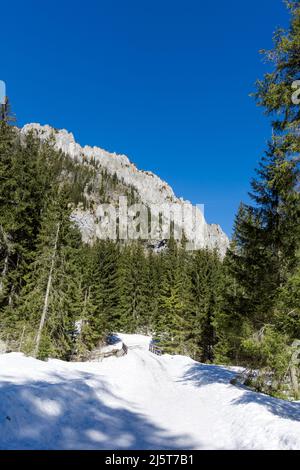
[2,0,290,236]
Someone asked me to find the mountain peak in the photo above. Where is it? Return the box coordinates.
[21,123,229,256]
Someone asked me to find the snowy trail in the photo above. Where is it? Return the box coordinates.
[0,333,300,449]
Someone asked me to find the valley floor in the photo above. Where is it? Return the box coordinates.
[0,333,299,450]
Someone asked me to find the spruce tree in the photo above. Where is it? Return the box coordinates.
[0,128,56,313]
[189,248,222,362]
[117,243,149,333]
[90,239,120,333]
[8,187,84,359]
[156,239,194,355]
[215,3,300,378]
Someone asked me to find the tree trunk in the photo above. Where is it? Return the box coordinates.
[33,223,60,358]
[18,325,26,352]
[290,365,299,400]
[0,254,8,293]
[290,340,300,400]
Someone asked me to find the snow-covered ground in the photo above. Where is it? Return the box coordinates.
[0,333,299,450]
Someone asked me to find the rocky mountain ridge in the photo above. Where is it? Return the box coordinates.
[21,123,229,256]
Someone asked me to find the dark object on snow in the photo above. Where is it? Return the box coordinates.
[106,334,122,345]
[149,340,163,356]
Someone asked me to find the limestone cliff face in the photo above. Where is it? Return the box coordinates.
[21,123,229,257]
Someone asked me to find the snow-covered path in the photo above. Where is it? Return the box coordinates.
[0,333,300,450]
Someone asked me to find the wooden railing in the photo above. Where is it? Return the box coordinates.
[85,342,128,362]
[149,343,163,356]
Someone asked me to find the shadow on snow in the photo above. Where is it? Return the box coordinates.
[231,390,300,422]
[0,370,196,450]
[180,362,236,386]
[181,362,300,423]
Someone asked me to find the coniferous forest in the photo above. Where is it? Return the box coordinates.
[0,2,299,401]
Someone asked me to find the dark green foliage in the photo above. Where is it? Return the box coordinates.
[4,189,83,359]
[276,259,300,340]
[89,240,120,334]
[214,3,300,398]
[155,240,194,355]
[189,249,222,362]
[117,243,149,333]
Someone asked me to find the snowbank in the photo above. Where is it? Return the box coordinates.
[0,334,299,449]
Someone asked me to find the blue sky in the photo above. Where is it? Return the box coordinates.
[2,0,290,236]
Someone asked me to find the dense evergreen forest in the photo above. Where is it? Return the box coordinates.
[0,2,299,399]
